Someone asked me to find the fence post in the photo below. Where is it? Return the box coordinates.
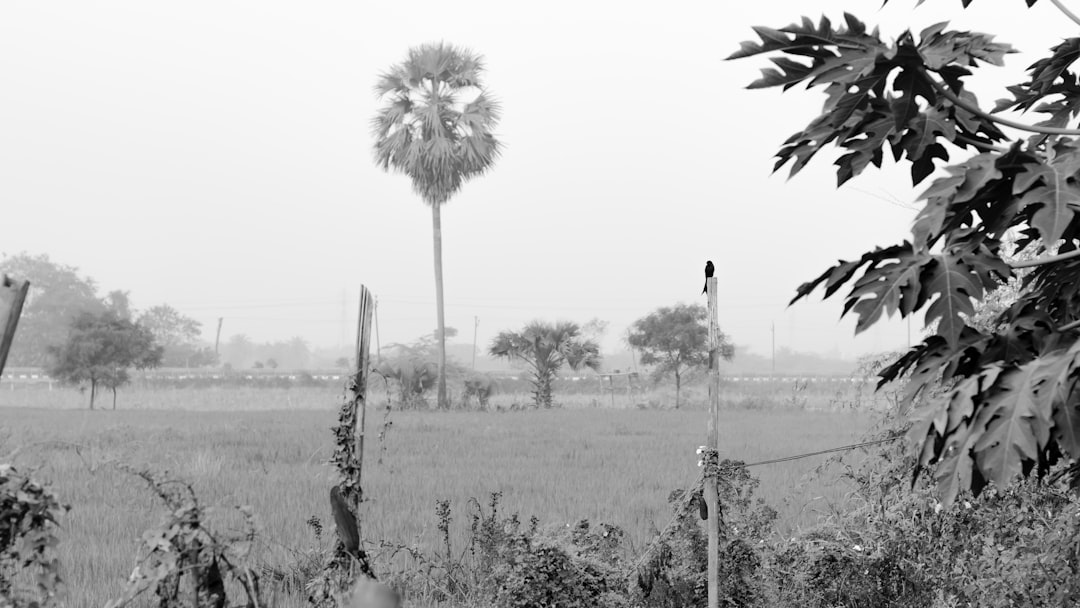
[0,275,29,377]
[328,285,376,579]
[353,287,375,495]
[705,275,720,608]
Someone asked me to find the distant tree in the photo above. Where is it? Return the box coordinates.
[375,358,438,408]
[627,304,733,409]
[378,328,465,409]
[253,361,264,369]
[104,290,133,320]
[335,356,350,369]
[489,321,601,408]
[462,372,497,409]
[184,346,219,368]
[137,304,209,367]
[285,337,311,369]
[372,42,503,410]
[580,318,609,343]
[221,334,254,369]
[384,327,459,361]
[0,252,103,366]
[266,358,278,370]
[47,311,162,409]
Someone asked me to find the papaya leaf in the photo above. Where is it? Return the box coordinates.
[846,249,932,331]
[1025,38,1080,98]
[1037,344,1080,457]
[922,252,988,348]
[1013,145,1080,243]
[971,362,1043,491]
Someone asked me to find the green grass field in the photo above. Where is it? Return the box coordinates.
[0,385,878,607]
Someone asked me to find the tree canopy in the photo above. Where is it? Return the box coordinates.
[48,311,162,409]
[0,253,103,367]
[731,0,1080,504]
[489,321,601,408]
[138,305,217,368]
[627,303,733,408]
[372,42,502,206]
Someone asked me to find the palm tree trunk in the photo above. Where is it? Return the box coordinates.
[112,387,117,410]
[431,202,448,410]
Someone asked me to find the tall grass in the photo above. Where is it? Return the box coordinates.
[0,386,876,606]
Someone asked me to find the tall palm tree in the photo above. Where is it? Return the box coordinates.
[372,42,502,410]
[489,321,602,408]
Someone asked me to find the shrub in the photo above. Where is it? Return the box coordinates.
[0,465,67,608]
[104,466,265,608]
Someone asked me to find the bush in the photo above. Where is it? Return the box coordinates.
[0,465,67,608]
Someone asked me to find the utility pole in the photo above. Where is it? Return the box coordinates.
[771,322,776,375]
[705,274,721,608]
[214,318,224,356]
[472,316,479,370]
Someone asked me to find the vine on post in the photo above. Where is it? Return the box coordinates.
[312,287,377,602]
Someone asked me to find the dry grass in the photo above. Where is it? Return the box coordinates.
[0,384,878,607]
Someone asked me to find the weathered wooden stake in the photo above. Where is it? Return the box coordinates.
[705,275,720,608]
[353,286,375,496]
[0,275,30,377]
[328,285,377,579]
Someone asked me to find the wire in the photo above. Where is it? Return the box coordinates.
[742,435,901,468]
[625,435,901,581]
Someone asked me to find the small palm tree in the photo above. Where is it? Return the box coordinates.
[489,321,602,408]
[372,42,502,410]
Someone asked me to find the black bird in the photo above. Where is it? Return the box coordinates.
[702,260,714,295]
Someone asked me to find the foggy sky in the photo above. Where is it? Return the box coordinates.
[0,1,1068,361]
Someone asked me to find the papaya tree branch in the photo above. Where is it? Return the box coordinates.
[1059,318,1080,332]
[921,67,1080,136]
[1051,0,1080,29]
[1009,248,1080,269]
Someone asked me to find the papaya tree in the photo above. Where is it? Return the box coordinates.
[372,42,502,410]
[731,1,1080,504]
[489,321,601,408]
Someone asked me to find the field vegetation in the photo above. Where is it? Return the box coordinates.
[0,380,879,606]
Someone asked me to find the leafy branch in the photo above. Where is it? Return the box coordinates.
[731,3,1080,504]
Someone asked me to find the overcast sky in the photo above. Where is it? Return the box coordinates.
[0,1,1071,360]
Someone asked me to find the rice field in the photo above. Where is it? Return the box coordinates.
[0,383,880,607]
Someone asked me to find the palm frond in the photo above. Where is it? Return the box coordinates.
[371,41,502,205]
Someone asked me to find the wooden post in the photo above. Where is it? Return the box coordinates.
[352,286,376,497]
[0,275,30,377]
[705,275,720,608]
[327,285,376,579]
